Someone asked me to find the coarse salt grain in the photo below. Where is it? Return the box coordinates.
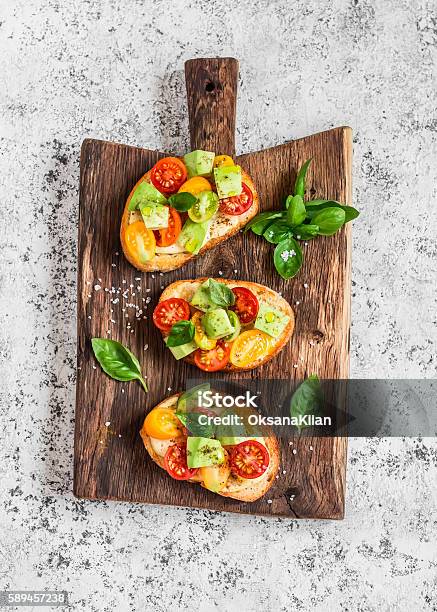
[292,449,297,455]
[303,283,308,288]
[105,421,110,427]
[94,285,101,291]
[267,499,272,504]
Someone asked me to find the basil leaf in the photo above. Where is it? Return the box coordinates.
[177,383,211,413]
[166,320,195,347]
[176,383,215,437]
[245,211,285,235]
[294,158,312,198]
[207,279,235,308]
[91,338,148,392]
[290,374,323,433]
[168,192,197,212]
[306,201,360,223]
[286,194,306,226]
[292,224,320,240]
[263,221,293,244]
[311,207,346,235]
[273,237,303,279]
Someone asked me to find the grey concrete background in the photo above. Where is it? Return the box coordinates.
[1,0,436,610]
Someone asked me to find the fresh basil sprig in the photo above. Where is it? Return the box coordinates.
[168,192,197,212]
[290,374,323,433]
[207,278,235,308]
[246,159,360,279]
[166,320,195,347]
[91,338,148,392]
[274,237,303,280]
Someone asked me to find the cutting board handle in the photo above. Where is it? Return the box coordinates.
[185,57,239,156]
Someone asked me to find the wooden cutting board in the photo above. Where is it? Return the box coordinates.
[74,58,352,519]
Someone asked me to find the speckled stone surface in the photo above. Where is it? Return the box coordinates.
[1,1,436,610]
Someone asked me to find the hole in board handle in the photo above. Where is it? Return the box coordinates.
[205,81,216,93]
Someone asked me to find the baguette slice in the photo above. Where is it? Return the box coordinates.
[120,168,259,273]
[158,278,295,371]
[140,394,280,502]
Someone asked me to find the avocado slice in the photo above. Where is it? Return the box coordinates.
[214,165,242,199]
[254,302,290,338]
[186,437,225,469]
[128,181,167,211]
[141,203,169,230]
[183,150,215,177]
[190,280,213,311]
[165,338,197,360]
[177,219,210,254]
[202,308,235,339]
[224,310,241,341]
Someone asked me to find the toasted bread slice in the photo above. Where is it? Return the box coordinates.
[120,169,259,273]
[158,278,295,371]
[140,394,280,502]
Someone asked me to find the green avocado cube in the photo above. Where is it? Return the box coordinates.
[202,308,235,339]
[141,203,169,230]
[183,150,215,178]
[214,165,242,199]
[128,181,167,211]
[166,338,197,360]
[190,279,213,311]
[186,437,225,468]
[254,302,290,338]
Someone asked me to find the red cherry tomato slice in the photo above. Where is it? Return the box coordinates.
[230,287,259,324]
[193,340,231,372]
[151,157,187,195]
[153,298,190,332]
[219,183,253,216]
[154,207,182,247]
[230,440,270,479]
[164,444,198,480]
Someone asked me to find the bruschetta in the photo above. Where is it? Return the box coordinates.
[140,392,280,502]
[152,278,295,371]
[120,152,259,272]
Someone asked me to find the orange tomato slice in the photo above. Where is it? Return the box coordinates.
[213,155,234,168]
[178,176,212,196]
[142,407,182,440]
[229,330,272,368]
[124,221,156,264]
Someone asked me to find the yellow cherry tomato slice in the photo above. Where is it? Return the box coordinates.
[124,221,156,265]
[229,330,273,368]
[192,311,216,350]
[178,176,212,196]
[200,450,231,492]
[142,407,182,440]
[213,155,234,169]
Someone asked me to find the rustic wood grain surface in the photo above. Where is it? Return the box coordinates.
[74,58,352,519]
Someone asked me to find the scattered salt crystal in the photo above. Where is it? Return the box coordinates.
[115,252,119,256]
[309,445,313,451]
[88,294,91,298]
[137,286,141,291]
[292,449,297,455]
[135,277,141,281]
[121,389,125,393]
[144,344,149,351]
[146,288,151,293]
[151,274,155,279]
[111,319,115,324]
[267,499,272,504]
[234,269,238,273]
[295,300,300,306]
[122,280,126,284]
[218,271,223,276]
[94,285,101,291]
[118,434,122,438]
[105,421,110,427]
[303,283,308,288]
[98,278,102,282]
[282,470,286,474]
[293,364,298,368]
[88,315,91,319]
[111,263,116,267]
[92,365,96,369]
